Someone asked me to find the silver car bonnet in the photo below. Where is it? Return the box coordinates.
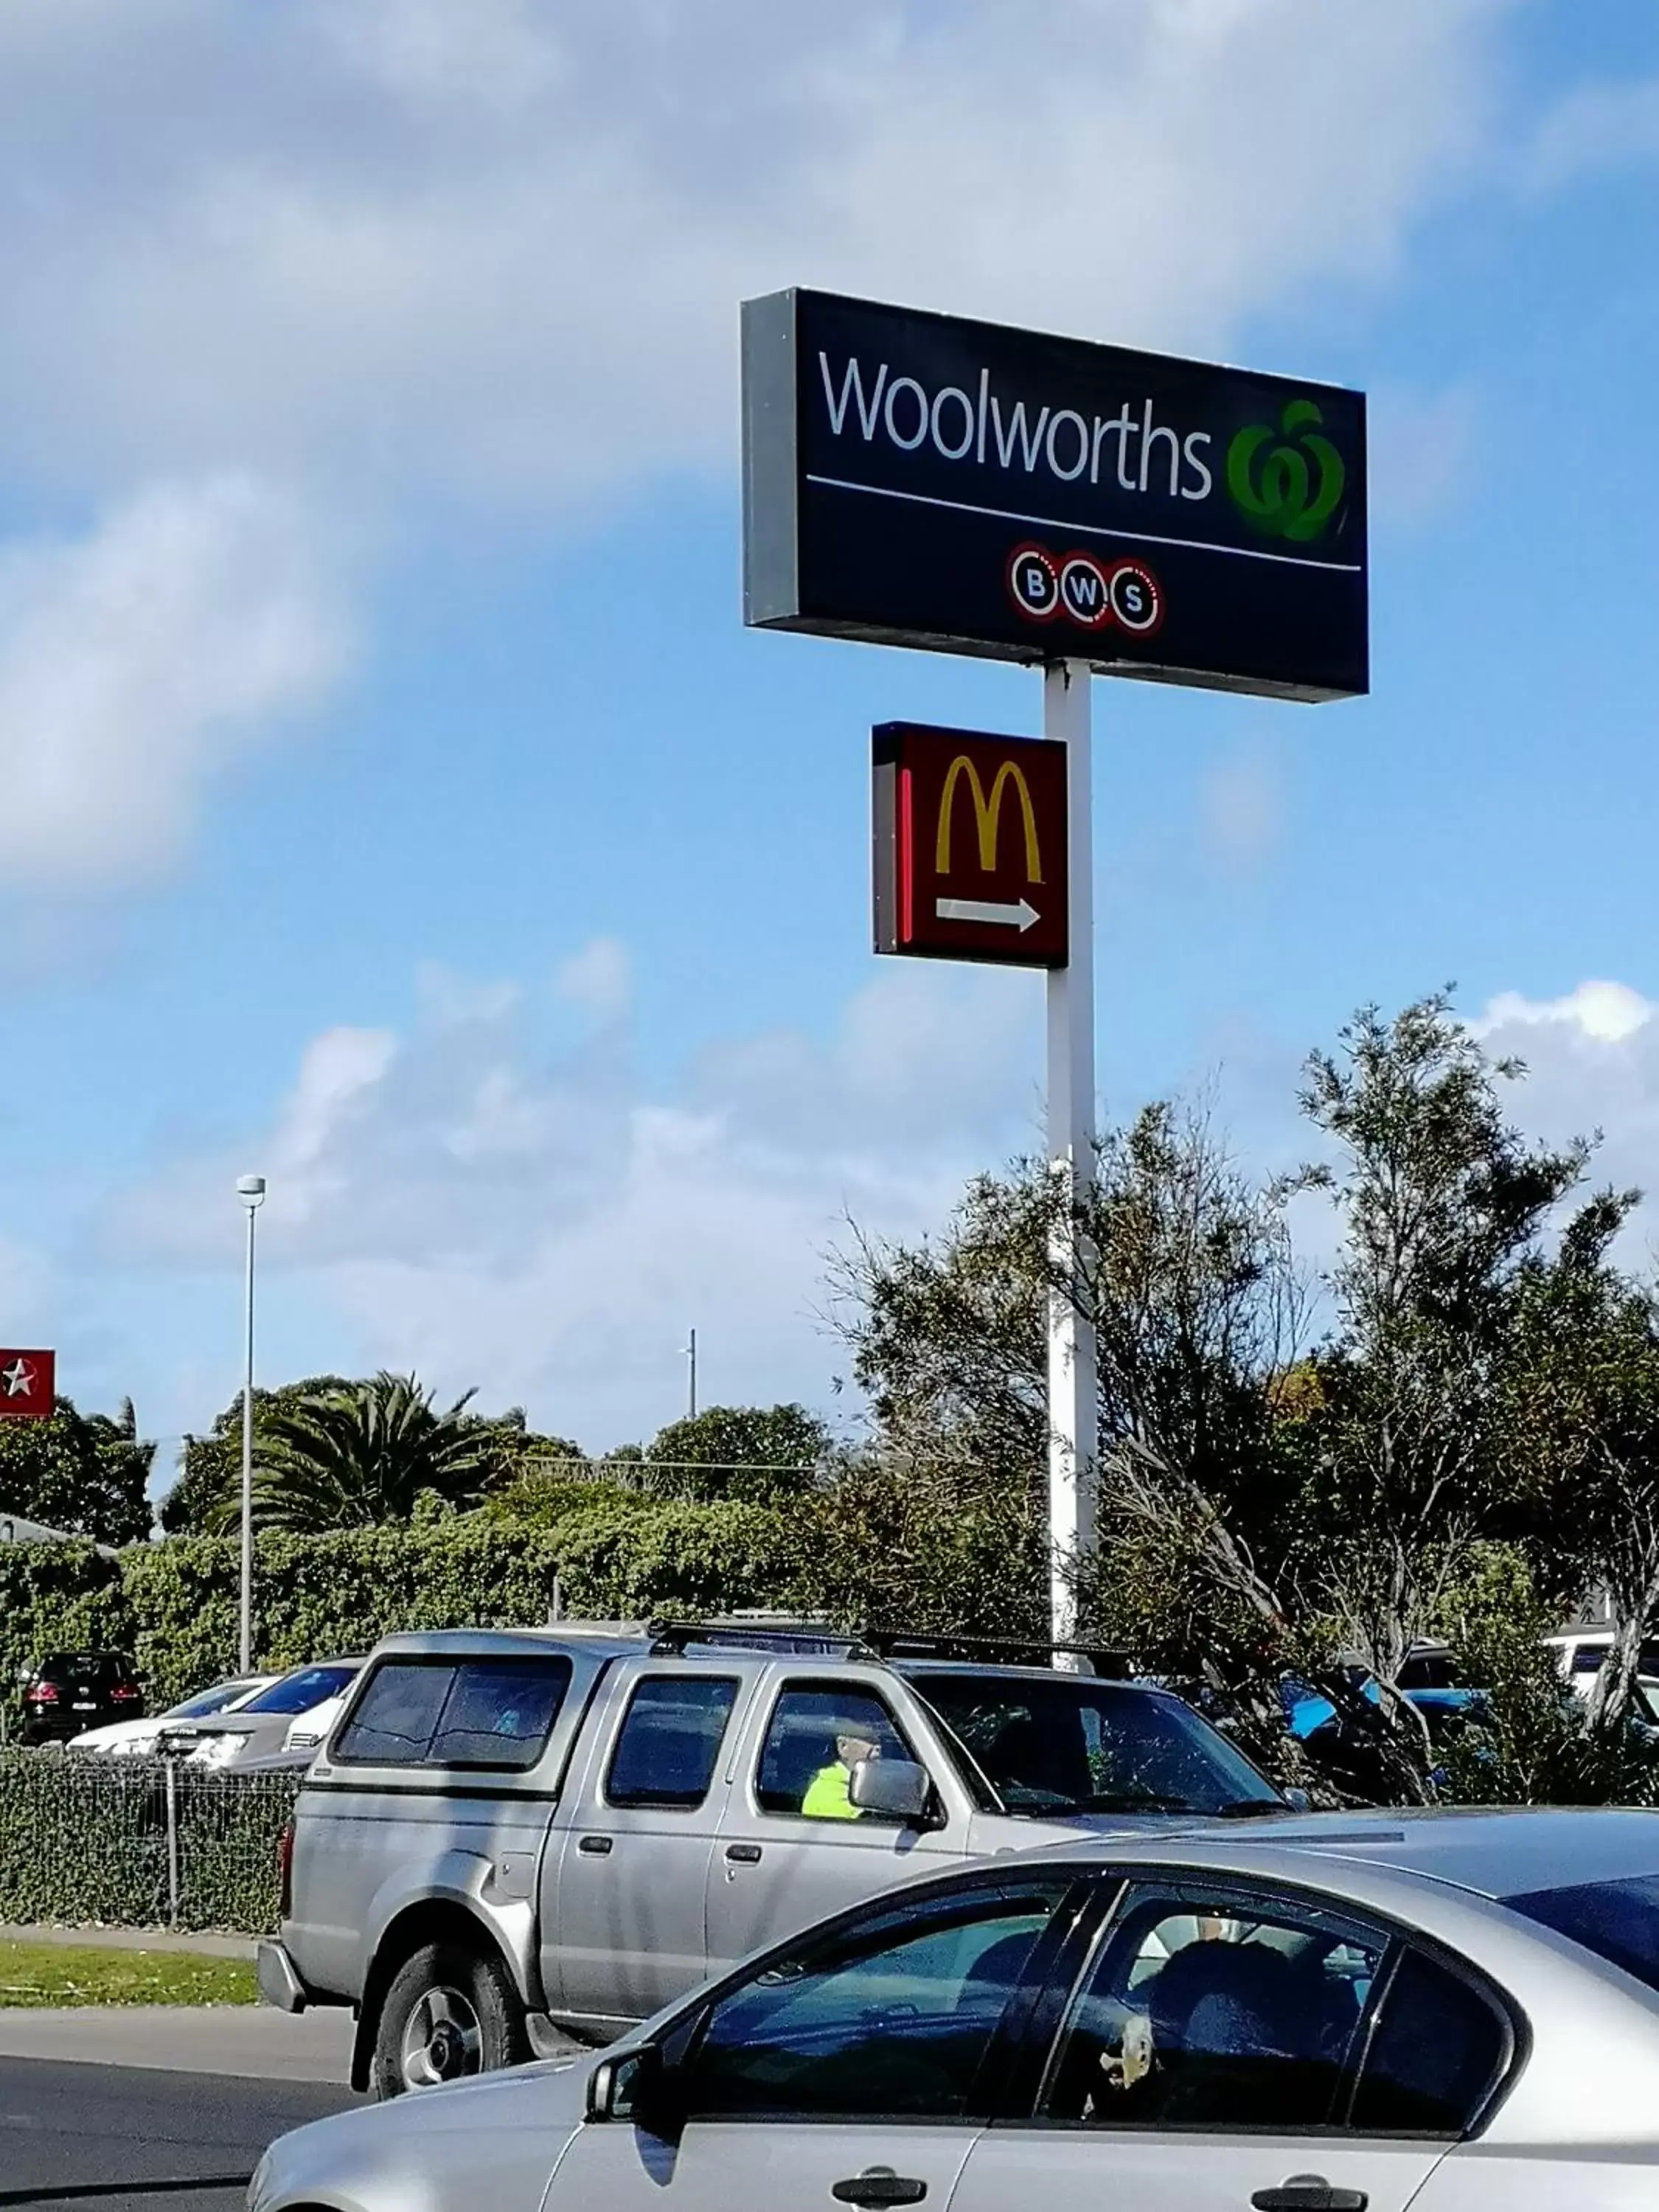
[254,2053,588,2212]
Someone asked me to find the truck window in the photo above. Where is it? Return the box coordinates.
[606,1675,740,1809]
[757,1685,917,1820]
[335,1657,572,1772]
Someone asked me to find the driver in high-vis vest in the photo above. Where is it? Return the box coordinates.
[801,1728,882,1820]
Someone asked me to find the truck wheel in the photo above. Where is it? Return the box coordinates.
[372,1940,528,2099]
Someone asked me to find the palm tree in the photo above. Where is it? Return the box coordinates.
[228,1372,507,1532]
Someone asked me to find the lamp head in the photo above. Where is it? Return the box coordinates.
[236,1175,267,1209]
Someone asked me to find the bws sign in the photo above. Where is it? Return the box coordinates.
[872,723,1068,970]
[743,290,1367,702]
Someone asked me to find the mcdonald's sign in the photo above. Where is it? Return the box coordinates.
[872,723,1068,969]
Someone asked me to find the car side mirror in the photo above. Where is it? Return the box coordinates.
[849,1754,933,1824]
[587,2045,684,2135]
[1283,1787,1311,1814]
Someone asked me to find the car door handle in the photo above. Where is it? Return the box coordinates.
[831,2171,927,2208]
[1251,2181,1367,2212]
[577,1834,613,1856]
[724,1843,763,1864]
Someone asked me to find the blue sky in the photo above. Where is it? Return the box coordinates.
[4,0,1659,1488]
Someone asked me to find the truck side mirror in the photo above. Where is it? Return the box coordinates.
[849,1754,933,1824]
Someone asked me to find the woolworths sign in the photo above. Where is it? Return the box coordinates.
[742,290,1367,702]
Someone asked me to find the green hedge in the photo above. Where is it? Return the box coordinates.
[0,1750,297,1933]
[1,1479,1021,1733]
[0,1492,810,1729]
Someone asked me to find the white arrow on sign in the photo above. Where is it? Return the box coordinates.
[936,896,1040,932]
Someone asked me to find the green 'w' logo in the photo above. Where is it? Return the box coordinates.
[1226,401,1346,543]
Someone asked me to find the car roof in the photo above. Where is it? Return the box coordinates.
[1032,1806,1659,1900]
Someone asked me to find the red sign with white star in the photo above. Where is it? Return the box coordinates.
[0,1349,55,1420]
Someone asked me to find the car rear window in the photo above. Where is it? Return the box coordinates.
[1506,1874,1659,1994]
[335,1657,573,1771]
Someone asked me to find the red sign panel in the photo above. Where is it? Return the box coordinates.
[873,723,1068,970]
[0,1349,54,1420]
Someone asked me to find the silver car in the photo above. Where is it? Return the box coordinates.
[164,1658,363,1770]
[254,1806,1659,2212]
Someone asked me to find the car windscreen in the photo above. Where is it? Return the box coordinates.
[237,1664,358,1717]
[1506,1874,1659,1994]
[166,1680,254,1720]
[907,1673,1284,1817]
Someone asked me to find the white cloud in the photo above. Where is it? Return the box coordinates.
[1477,980,1655,1049]
[1199,740,1282,872]
[0,0,1523,900]
[0,0,1512,510]
[555,938,631,1022]
[1528,76,1659,190]
[1472,983,1659,1256]
[109,954,1043,1441]
[0,477,350,888]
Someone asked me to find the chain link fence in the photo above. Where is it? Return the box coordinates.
[0,1749,297,1934]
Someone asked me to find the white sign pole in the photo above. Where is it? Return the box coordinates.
[1044,660,1097,1661]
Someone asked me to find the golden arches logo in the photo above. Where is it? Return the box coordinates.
[936,756,1043,883]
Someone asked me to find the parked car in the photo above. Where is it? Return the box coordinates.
[1545,1625,1659,1701]
[255,1804,1659,2212]
[18,1651,144,1745]
[162,1658,364,1770]
[66,1673,275,1757]
[260,1618,1295,2096]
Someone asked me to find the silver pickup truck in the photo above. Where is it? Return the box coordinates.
[259,1619,1292,2096]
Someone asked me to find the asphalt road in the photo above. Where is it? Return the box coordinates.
[0,2055,359,2212]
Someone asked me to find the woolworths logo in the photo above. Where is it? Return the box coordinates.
[1226,401,1346,543]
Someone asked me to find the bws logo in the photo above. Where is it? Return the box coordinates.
[1007,544,1164,638]
[936,755,1043,883]
[1226,401,1346,543]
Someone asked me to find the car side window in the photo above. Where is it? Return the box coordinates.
[682,1885,1067,2121]
[1349,1948,1509,2136]
[335,1658,572,1770]
[756,1684,917,1821]
[1043,1884,1385,2132]
[606,1675,740,1809]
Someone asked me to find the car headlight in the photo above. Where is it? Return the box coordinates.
[189,1732,251,1768]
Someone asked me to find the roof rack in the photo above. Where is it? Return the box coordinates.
[647,1617,880,1660]
[641,1616,1151,1674]
[867,1629,1139,1677]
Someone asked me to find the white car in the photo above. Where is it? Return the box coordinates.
[66,1673,275,1756]
[1544,1627,1659,1705]
[255,1806,1659,2212]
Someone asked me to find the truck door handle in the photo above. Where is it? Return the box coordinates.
[724,1843,763,1864]
[832,2171,926,2208]
[1251,2182,1367,2212]
[578,1834,613,1856]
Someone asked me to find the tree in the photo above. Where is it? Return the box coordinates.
[1499,1195,1659,1733]
[1293,997,1594,1697]
[227,1372,512,1533]
[0,1395,155,1547]
[162,1376,355,1534]
[833,1103,1307,1660]
[643,1405,831,1504]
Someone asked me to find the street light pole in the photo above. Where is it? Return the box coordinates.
[235,1175,266,1676]
[685,1327,698,1420]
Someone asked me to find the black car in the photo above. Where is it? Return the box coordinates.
[19,1651,145,1745]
